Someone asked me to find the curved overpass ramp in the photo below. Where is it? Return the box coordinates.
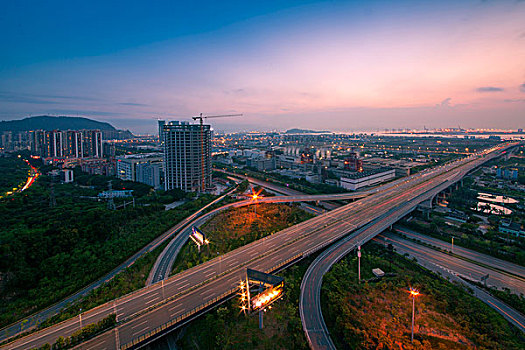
[299,144,522,349]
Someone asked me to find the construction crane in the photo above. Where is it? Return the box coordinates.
[192,113,243,192]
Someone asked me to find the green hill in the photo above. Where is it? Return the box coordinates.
[0,116,116,132]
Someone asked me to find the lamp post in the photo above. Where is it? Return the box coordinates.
[451,236,454,254]
[357,245,361,283]
[250,188,263,216]
[409,288,419,343]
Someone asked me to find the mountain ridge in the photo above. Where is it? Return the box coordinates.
[0,116,116,132]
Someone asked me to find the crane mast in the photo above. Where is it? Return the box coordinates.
[191,113,243,192]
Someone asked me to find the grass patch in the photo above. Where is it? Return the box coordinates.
[171,203,314,274]
[321,243,524,349]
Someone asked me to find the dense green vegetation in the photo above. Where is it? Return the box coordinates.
[171,203,314,274]
[0,170,218,329]
[322,243,523,349]
[35,313,116,350]
[399,219,525,266]
[0,155,30,195]
[36,240,168,331]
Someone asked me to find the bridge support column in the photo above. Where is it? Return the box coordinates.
[259,282,264,329]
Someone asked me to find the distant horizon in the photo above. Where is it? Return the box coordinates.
[2,114,525,136]
[1,1,524,134]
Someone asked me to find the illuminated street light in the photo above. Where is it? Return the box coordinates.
[249,188,263,215]
[409,288,420,343]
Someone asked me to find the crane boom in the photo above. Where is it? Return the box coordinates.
[191,113,243,191]
[192,113,243,124]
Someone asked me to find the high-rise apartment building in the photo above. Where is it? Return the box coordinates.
[29,130,45,154]
[31,129,103,159]
[83,130,103,158]
[42,130,65,158]
[66,131,84,158]
[162,121,211,192]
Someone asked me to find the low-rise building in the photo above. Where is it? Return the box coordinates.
[445,209,469,223]
[61,169,74,183]
[247,157,275,171]
[496,167,518,180]
[116,153,163,182]
[136,161,163,189]
[340,168,395,191]
[98,189,134,198]
[498,220,525,238]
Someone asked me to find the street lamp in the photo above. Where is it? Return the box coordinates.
[250,188,263,216]
[409,288,419,343]
[357,245,361,283]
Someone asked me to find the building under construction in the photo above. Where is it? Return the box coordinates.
[162,121,212,192]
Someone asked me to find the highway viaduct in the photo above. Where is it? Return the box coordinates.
[2,143,518,350]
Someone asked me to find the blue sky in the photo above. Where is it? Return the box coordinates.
[1,0,524,134]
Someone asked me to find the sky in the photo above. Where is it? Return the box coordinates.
[1,0,524,134]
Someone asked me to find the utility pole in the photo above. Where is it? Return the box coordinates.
[107,181,116,210]
[409,288,419,343]
[411,295,415,342]
[451,236,454,254]
[357,245,361,283]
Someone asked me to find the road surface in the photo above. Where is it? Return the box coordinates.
[148,165,435,286]
[147,191,376,286]
[381,233,525,295]
[393,226,525,281]
[298,178,457,350]
[3,143,515,350]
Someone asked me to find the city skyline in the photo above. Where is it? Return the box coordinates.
[1,0,524,133]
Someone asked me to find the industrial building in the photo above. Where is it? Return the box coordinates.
[340,168,395,191]
[163,121,212,192]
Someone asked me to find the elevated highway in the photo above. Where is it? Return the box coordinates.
[299,145,523,349]
[4,144,515,350]
[147,189,375,285]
